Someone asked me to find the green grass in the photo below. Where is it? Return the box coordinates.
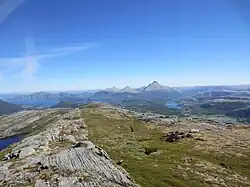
[0,147,12,160]
[82,111,204,187]
[82,110,250,187]
[1,107,249,186]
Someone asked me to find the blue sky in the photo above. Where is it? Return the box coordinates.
[0,0,250,93]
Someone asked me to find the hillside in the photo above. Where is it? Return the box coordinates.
[0,108,137,186]
[0,99,22,115]
[226,107,250,123]
[82,105,250,187]
[1,104,250,186]
[51,101,80,108]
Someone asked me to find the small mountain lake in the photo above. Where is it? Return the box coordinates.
[0,135,24,151]
[165,101,182,109]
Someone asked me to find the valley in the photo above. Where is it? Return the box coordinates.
[2,81,249,124]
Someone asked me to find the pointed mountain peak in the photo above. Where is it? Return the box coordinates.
[123,86,131,89]
[120,86,138,93]
[152,80,159,84]
[150,81,161,85]
[144,81,171,91]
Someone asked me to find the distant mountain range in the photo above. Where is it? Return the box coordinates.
[1,81,250,121]
[1,81,181,109]
[104,81,175,93]
[8,81,178,100]
[73,81,182,108]
[9,91,93,101]
[2,81,250,108]
[175,85,250,93]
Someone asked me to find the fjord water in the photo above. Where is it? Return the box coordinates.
[0,135,24,151]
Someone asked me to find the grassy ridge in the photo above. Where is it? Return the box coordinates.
[82,111,200,187]
[82,109,250,187]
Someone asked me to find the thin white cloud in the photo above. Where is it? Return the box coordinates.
[0,42,98,80]
[47,43,98,54]
[0,0,27,25]
[33,42,99,60]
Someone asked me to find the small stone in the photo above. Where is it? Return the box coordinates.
[116,159,123,165]
[220,163,232,170]
[81,141,95,149]
[195,137,205,141]
[186,134,193,138]
[72,142,81,148]
[190,129,200,133]
[19,147,36,158]
[64,135,76,143]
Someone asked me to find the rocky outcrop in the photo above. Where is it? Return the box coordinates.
[164,131,193,142]
[0,109,69,139]
[0,108,138,187]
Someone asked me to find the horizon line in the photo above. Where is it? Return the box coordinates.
[1,83,250,94]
